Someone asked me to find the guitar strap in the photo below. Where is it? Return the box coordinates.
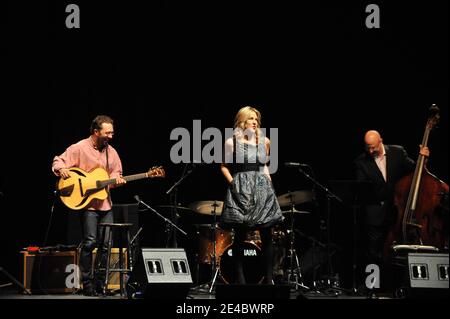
[105,145,109,173]
[105,145,112,199]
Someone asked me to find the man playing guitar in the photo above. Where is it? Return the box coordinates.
[52,115,128,296]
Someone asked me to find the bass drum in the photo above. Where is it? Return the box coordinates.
[218,241,264,284]
[197,225,233,264]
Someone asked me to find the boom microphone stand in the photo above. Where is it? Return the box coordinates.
[134,196,187,238]
[166,164,197,247]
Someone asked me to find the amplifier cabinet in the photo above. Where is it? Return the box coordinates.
[20,250,78,294]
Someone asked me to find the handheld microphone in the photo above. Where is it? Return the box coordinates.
[284,162,309,167]
[134,195,141,203]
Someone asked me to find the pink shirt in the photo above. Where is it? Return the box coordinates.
[52,137,123,211]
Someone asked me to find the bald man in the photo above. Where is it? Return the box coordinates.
[353,130,429,289]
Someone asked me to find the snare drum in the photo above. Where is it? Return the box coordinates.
[218,241,264,284]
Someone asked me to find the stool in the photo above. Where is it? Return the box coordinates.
[96,223,133,297]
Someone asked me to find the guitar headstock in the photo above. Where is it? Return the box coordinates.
[148,166,165,178]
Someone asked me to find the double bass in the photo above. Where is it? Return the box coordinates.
[384,104,449,256]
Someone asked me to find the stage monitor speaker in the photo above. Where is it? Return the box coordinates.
[128,248,192,299]
[407,253,448,289]
[392,252,449,298]
[215,284,291,299]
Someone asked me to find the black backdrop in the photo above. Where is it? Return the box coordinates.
[2,1,448,288]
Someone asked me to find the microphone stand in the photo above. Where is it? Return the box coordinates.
[165,164,196,248]
[110,227,143,271]
[293,166,342,291]
[135,196,187,238]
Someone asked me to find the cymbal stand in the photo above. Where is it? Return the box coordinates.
[284,201,309,291]
[208,201,220,293]
[0,266,31,295]
[190,201,221,294]
[294,229,327,290]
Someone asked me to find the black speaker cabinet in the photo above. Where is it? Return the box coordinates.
[20,250,78,294]
[215,284,291,299]
[128,248,192,299]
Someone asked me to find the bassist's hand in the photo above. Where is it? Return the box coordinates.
[419,145,430,158]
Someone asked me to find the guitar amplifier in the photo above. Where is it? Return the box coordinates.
[20,250,78,294]
[92,248,128,290]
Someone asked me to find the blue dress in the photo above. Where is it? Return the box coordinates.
[221,138,284,229]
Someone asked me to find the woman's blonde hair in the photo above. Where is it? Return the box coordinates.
[233,106,262,142]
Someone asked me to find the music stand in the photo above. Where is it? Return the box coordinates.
[286,166,343,292]
[328,180,377,294]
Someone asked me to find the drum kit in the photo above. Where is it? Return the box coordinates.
[156,189,315,291]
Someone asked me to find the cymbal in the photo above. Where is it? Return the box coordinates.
[277,190,313,207]
[189,201,224,215]
[155,205,194,214]
[281,209,311,214]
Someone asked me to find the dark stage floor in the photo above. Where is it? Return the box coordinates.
[0,283,397,300]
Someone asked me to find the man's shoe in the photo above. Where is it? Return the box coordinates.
[82,286,97,297]
[95,281,106,296]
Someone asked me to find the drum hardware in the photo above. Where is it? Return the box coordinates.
[281,209,311,214]
[189,200,224,216]
[284,164,344,292]
[195,225,232,265]
[294,228,333,291]
[283,198,309,291]
[207,201,221,293]
[272,226,287,281]
[277,190,313,290]
[189,200,223,294]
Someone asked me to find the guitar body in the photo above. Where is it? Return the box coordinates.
[56,165,165,210]
[57,167,110,210]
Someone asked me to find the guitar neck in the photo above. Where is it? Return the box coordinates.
[100,172,149,188]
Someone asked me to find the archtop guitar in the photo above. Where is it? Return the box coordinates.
[56,166,165,210]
